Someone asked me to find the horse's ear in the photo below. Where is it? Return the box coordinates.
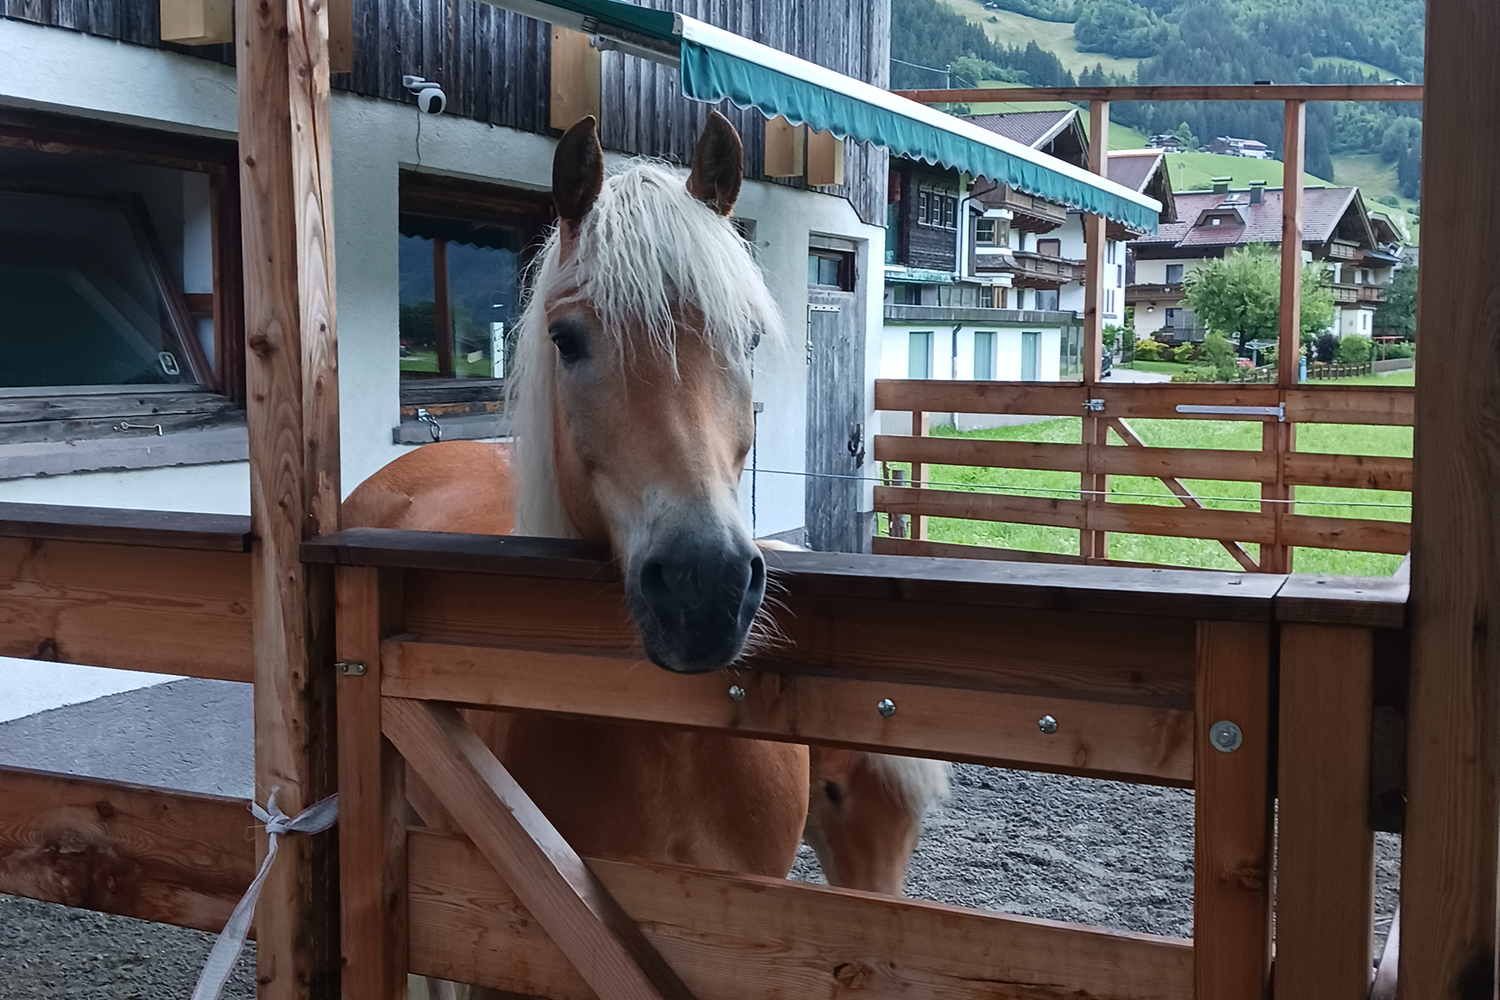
[553,115,604,226]
[686,110,743,216]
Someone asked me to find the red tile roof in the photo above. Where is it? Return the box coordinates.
[1134,186,1365,250]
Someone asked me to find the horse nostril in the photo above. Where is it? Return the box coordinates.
[640,557,673,604]
[747,552,766,594]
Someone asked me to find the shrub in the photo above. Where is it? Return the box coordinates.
[1158,344,1175,363]
[1336,335,1373,364]
[1314,332,1339,363]
[1134,338,1163,361]
[1381,341,1415,359]
[1171,365,1219,383]
[1202,331,1240,381]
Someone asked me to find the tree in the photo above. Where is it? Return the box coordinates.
[1183,244,1334,346]
[1374,263,1418,338]
[1171,121,1199,151]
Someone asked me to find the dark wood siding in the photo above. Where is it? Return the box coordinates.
[894,163,959,271]
[4,0,888,224]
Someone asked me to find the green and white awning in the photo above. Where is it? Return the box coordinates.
[480,0,1162,233]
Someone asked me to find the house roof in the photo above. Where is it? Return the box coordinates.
[962,110,1078,149]
[1107,149,1163,194]
[1133,185,1374,253]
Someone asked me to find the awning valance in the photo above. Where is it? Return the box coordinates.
[479,0,1161,233]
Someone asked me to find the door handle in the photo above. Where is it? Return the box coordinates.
[847,422,864,466]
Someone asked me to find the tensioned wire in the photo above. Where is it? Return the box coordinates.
[749,467,1413,510]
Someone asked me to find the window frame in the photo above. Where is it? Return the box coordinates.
[0,108,247,479]
[808,248,855,292]
[1165,263,1185,284]
[908,331,934,379]
[973,330,997,380]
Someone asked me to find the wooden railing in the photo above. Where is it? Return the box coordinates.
[873,380,1412,573]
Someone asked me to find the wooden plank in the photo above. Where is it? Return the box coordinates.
[0,537,253,681]
[383,640,1195,784]
[880,433,1275,482]
[892,85,1423,104]
[159,0,231,43]
[382,698,695,1000]
[1260,420,1292,573]
[328,0,352,73]
[875,486,1280,544]
[875,379,1086,416]
[237,0,342,989]
[871,535,1214,572]
[0,765,253,934]
[1275,624,1376,1000]
[408,827,1195,1000]
[336,567,407,1000]
[762,116,804,178]
[805,127,845,186]
[549,26,601,131]
[1192,620,1273,1000]
[1279,512,1410,554]
[1282,451,1412,491]
[1399,0,1500,985]
[1274,574,1408,630]
[1082,96,1107,568]
[874,434,1086,473]
[1278,101,1305,388]
[0,501,251,551]
[1282,387,1414,426]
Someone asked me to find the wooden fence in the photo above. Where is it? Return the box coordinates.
[873,380,1412,573]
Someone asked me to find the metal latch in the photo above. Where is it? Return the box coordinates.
[115,421,164,435]
[1175,403,1285,422]
[416,407,443,441]
[1083,399,1105,412]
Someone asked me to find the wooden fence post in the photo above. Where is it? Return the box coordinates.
[911,410,928,540]
[1194,620,1273,1000]
[1274,624,1376,1000]
[236,0,342,992]
[1264,100,1304,575]
[1400,0,1500,990]
[1080,99,1109,561]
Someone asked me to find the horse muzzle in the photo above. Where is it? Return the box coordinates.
[627,530,766,673]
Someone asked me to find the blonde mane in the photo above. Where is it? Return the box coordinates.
[866,755,953,819]
[509,161,783,538]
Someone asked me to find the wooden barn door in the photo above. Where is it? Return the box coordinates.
[804,282,865,553]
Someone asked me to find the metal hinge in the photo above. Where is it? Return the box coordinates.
[337,660,366,676]
[1083,399,1105,412]
[1175,403,1285,422]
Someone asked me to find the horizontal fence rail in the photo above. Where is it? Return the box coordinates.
[873,380,1413,572]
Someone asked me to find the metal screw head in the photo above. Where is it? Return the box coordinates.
[877,698,897,718]
[337,660,366,676]
[1037,714,1058,735]
[727,684,746,702]
[1210,720,1243,753]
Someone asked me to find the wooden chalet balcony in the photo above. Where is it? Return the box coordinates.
[1009,250,1086,288]
[1126,282,1185,303]
[982,185,1068,233]
[1332,282,1361,304]
[1325,239,1361,261]
[1359,284,1388,303]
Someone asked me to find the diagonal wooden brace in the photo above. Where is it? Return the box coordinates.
[381,697,696,1000]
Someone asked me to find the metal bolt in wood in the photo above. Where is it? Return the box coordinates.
[337,660,367,676]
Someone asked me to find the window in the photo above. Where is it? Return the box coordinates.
[917,190,929,225]
[908,331,933,379]
[1165,264,1184,284]
[0,112,245,480]
[973,331,996,380]
[1106,241,1117,264]
[1361,268,1373,284]
[1037,238,1062,258]
[1035,288,1060,311]
[1165,307,1180,327]
[808,249,854,291]
[976,218,995,244]
[943,197,956,230]
[1020,331,1041,381]
[979,285,994,308]
[397,173,553,442]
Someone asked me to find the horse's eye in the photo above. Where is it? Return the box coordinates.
[748,324,763,353]
[823,782,844,807]
[549,324,586,365]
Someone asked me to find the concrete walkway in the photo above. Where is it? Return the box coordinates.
[1102,367,1173,383]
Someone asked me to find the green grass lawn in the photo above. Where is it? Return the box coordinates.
[399,348,494,377]
[935,0,1142,78]
[1119,359,1189,374]
[885,371,1413,576]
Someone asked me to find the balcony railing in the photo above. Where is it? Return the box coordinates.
[1125,282,1186,302]
[975,185,1068,232]
[1360,284,1388,303]
[1007,250,1086,288]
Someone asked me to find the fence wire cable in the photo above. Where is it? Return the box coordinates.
[748,467,1413,510]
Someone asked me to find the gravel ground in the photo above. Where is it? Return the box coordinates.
[2,754,1399,994]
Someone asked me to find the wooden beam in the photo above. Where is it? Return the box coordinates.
[0,765,254,934]
[891,85,1424,104]
[408,827,1195,1000]
[806,128,845,187]
[327,0,352,73]
[1400,0,1500,987]
[1274,624,1376,1000]
[236,0,342,990]
[1278,512,1410,555]
[382,698,696,1000]
[872,535,1216,572]
[1264,100,1306,575]
[1080,100,1109,561]
[160,0,232,44]
[550,27,602,131]
[0,501,251,551]
[336,567,408,1000]
[0,537,253,682]
[1193,620,1273,1000]
[382,640,1195,785]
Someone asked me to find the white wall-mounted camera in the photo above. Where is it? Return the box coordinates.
[402,74,447,115]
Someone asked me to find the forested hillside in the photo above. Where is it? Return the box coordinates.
[891,0,1424,196]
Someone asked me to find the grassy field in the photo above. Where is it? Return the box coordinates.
[884,371,1414,576]
[936,0,1141,78]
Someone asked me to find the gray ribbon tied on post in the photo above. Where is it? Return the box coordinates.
[190,790,339,1000]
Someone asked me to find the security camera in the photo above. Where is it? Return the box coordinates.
[402,75,446,115]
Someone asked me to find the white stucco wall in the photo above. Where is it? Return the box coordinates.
[881,324,1062,382]
[0,19,883,540]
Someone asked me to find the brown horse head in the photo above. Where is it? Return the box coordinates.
[512,112,779,674]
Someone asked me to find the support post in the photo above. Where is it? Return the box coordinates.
[236,0,342,992]
[910,410,928,540]
[1400,0,1500,990]
[433,238,454,379]
[1194,620,1273,1000]
[1264,100,1305,574]
[1274,624,1376,1000]
[1080,100,1109,560]
[336,568,407,1000]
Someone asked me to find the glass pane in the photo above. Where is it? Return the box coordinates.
[1021,332,1040,382]
[0,190,192,388]
[447,240,520,378]
[908,332,931,379]
[399,234,438,375]
[974,332,995,380]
